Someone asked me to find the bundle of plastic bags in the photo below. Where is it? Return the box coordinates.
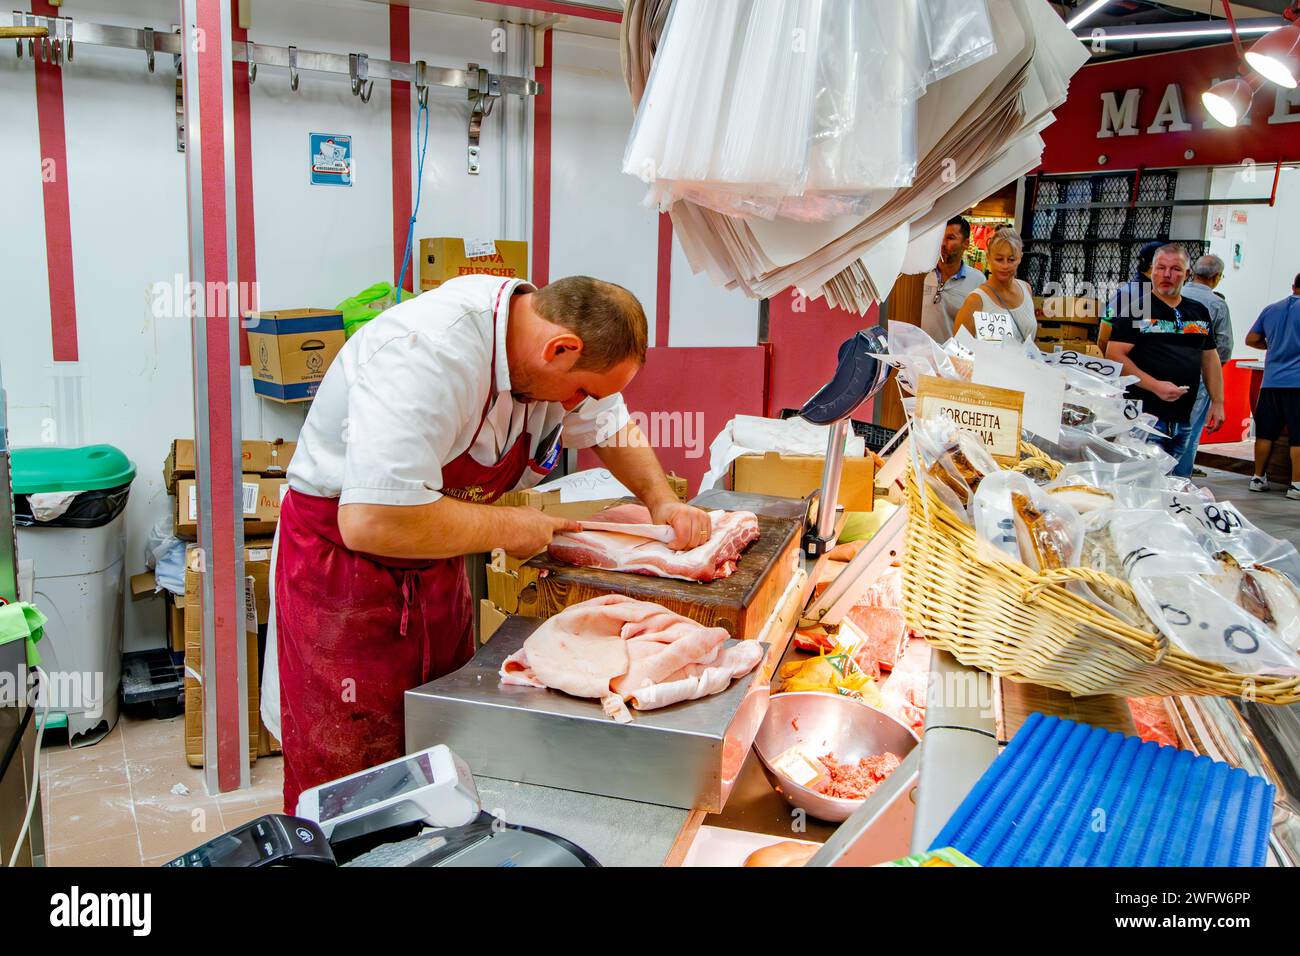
[620,0,1088,314]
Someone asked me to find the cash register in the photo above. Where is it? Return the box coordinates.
[164,745,600,868]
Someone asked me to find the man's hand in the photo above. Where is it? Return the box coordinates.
[504,508,582,559]
[1207,401,1226,432]
[650,500,713,551]
[1150,380,1189,403]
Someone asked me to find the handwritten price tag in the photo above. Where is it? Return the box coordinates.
[973,311,1015,342]
[1045,349,1123,380]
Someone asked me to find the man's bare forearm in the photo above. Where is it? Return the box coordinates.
[338,497,543,559]
[593,421,678,509]
[1202,351,1225,404]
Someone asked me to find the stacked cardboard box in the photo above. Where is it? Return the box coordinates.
[182,543,273,767]
[1033,296,1102,353]
[481,474,689,643]
[730,451,875,511]
[166,439,294,540]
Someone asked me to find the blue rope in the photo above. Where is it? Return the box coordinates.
[395,96,431,303]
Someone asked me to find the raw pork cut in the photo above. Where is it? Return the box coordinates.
[547,504,760,583]
[500,594,765,721]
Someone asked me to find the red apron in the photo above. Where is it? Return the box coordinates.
[275,281,556,812]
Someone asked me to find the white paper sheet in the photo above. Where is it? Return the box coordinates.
[534,468,633,504]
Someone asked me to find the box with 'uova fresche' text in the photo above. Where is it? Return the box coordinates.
[419,237,528,292]
[246,309,345,403]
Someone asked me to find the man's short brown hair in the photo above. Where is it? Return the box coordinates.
[1154,243,1189,267]
[532,276,648,370]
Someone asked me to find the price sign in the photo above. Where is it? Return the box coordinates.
[1045,349,1124,380]
[973,311,1015,342]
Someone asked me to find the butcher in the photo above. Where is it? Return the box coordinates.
[261,274,711,811]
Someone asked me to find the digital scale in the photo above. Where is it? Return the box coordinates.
[164,745,600,868]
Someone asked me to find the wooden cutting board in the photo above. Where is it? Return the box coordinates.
[519,505,803,639]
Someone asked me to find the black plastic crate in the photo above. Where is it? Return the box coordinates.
[121,648,183,718]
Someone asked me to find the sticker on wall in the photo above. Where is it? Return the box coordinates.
[310,133,353,186]
[1210,210,1227,239]
[1231,209,1249,227]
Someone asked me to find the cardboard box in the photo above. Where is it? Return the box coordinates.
[485,473,689,615]
[1033,296,1104,324]
[419,237,529,292]
[167,594,185,653]
[175,475,286,540]
[730,452,875,512]
[165,439,296,493]
[246,309,345,403]
[479,599,508,645]
[183,547,271,767]
[258,723,281,758]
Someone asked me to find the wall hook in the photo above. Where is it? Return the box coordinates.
[288,44,299,91]
[247,56,256,84]
[64,16,72,61]
[415,59,429,108]
[349,52,373,103]
[144,26,155,73]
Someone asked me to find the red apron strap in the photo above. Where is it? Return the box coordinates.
[466,280,514,450]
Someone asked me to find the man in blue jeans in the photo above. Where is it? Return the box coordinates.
[1178,254,1234,475]
[1247,274,1300,497]
[1105,244,1226,474]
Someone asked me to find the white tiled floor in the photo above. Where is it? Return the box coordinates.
[40,712,284,867]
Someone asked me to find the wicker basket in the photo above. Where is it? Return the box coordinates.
[901,443,1300,705]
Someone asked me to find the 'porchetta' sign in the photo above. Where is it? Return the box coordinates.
[915,376,1025,467]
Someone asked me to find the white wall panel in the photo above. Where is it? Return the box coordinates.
[1208,164,1299,359]
[668,237,760,347]
[549,31,660,341]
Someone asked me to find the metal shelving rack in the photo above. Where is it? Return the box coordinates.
[1020,169,1213,295]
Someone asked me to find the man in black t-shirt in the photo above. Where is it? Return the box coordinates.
[1105,244,1225,477]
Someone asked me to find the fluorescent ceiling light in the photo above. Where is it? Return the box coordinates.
[1077,24,1280,43]
[1067,0,1110,31]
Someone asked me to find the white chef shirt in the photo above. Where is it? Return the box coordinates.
[920,260,985,343]
[288,275,630,506]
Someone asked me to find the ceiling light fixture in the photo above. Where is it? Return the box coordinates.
[1202,73,1264,126]
[1244,18,1300,88]
[1067,0,1111,31]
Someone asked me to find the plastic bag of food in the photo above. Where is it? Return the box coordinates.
[1108,508,1300,674]
[911,417,999,518]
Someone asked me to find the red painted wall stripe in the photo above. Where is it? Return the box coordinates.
[655,213,672,347]
[477,0,622,23]
[194,0,242,792]
[389,5,413,290]
[531,28,553,288]
[31,0,77,362]
[231,9,257,365]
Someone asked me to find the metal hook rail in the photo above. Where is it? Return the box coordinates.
[10,12,538,171]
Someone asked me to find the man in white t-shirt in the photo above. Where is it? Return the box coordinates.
[266,274,711,811]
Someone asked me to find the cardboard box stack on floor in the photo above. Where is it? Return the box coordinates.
[182,542,278,767]
[166,438,295,540]
[481,474,689,644]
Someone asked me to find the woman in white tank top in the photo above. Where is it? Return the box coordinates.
[954,227,1038,345]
